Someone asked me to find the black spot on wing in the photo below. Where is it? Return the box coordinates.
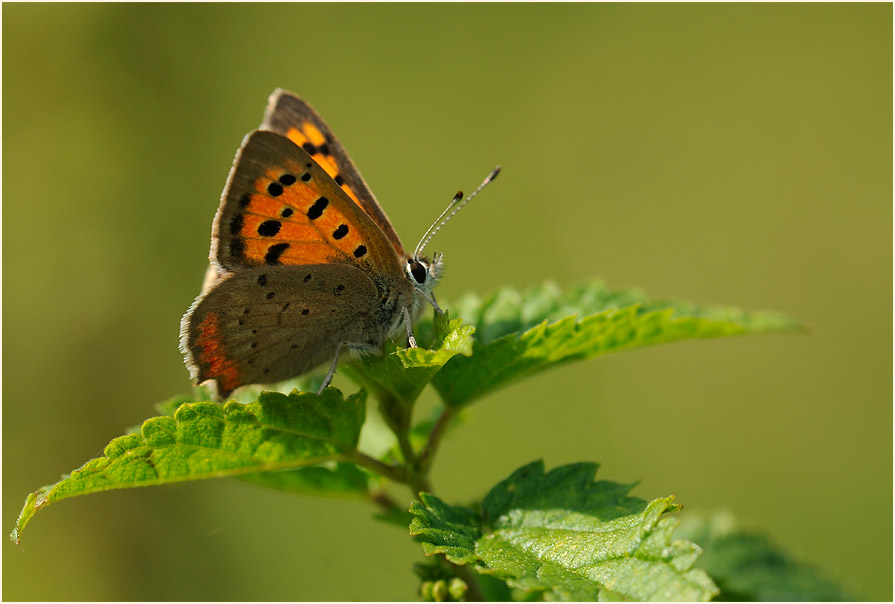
[229,214,244,235]
[307,196,329,220]
[265,243,290,264]
[229,239,245,260]
[258,220,282,237]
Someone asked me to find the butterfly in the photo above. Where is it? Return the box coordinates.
[180,89,498,399]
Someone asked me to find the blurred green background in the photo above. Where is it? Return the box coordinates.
[3,3,891,601]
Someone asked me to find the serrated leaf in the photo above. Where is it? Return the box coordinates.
[342,310,474,407]
[430,281,800,407]
[410,461,719,602]
[676,512,853,601]
[410,492,483,565]
[12,389,365,543]
[482,461,647,527]
[477,499,717,601]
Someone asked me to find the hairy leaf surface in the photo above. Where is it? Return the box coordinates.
[429,281,799,407]
[13,389,365,542]
[411,461,719,601]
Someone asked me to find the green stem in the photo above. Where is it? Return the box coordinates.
[417,406,455,474]
[346,451,406,484]
[396,427,418,468]
[410,476,432,500]
[451,561,484,602]
[376,391,418,467]
[369,490,403,516]
[360,413,480,598]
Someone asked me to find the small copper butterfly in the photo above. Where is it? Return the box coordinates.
[180,89,498,398]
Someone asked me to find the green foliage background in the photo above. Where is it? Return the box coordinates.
[3,4,890,601]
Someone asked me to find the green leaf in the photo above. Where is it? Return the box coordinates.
[410,461,719,602]
[429,281,801,407]
[12,389,365,543]
[343,310,474,408]
[676,512,854,601]
[481,461,647,526]
[237,462,371,497]
[410,492,483,565]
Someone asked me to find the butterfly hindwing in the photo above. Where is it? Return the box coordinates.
[261,89,406,257]
[213,130,403,282]
[182,263,381,398]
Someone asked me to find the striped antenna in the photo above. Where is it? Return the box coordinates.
[413,166,501,259]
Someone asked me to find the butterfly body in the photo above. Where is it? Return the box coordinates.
[181,90,442,398]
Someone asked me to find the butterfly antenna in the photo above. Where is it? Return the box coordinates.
[413,166,501,259]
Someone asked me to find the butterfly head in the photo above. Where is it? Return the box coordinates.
[406,252,444,312]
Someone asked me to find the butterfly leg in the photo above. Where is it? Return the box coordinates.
[318,341,344,394]
[402,306,418,348]
[429,293,444,316]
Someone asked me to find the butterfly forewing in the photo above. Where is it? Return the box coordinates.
[213,130,403,282]
[261,89,406,257]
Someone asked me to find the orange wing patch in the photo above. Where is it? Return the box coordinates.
[284,123,363,206]
[195,312,241,394]
[302,122,327,146]
[230,162,371,266]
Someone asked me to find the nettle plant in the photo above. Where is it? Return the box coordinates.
[14,281,848,601]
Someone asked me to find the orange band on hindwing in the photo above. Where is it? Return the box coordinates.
[195,312,241,394]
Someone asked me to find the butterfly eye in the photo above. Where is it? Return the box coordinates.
[409,260,428,284]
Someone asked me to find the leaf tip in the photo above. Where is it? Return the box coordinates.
[11,491,44,545]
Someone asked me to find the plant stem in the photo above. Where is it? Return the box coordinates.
[376,392,418,468]
[417,406,455,473]
[396,425,418,468]
[360,406,481,599]
[347,451,406,484]
[451,561,484,602]
[410,476,432,499]
[369,490,403,516]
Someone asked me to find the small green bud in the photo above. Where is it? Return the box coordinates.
[432,579,448,602]
[420,580,434,601]
[448,577,468,601]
